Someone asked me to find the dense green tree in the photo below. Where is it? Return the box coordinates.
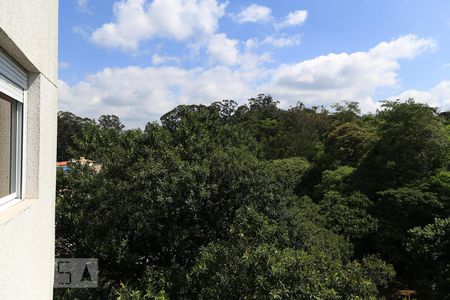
[277,103,331,160]
[264,157,311,191]
[98,114,125,130]
[160,103,257,160]
[57,111,94,161]
[56,120,319,297]
[355,100,449,195]
[426,170,450,213]
[320,191,378,241]
[407,217,450,299]
[440,111,450,124]
[70,115,125,162]
[186,205,388,299]
[373,187,443,284]
[331,101,361,125]
[55,97,449,299]
[324,122,375,167]
[316,165,355,195]
[232,94,284,159]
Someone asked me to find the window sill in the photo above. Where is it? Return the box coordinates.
[0,198,38,225]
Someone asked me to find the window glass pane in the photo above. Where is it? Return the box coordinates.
[0,96,11,198]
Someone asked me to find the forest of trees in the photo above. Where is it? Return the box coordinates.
[55,95,450,299]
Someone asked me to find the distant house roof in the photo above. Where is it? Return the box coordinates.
[56,161,68,167]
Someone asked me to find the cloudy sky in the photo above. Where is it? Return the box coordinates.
[59,0,450,128]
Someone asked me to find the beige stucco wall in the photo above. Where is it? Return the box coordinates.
[0,0,58,299]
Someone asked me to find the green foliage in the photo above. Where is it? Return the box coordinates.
[373,186,444,283]
[276,103,331,160]
[377,187,443,229]
[56,97,450,298]
[115,283,168,300]
[324,122,375,167]
[360,255,396,291]
[233,97,331,160]
[64,115,125,163]
[407,217,450,299]
[426,170,450,212]
[317,165,355,194]
[355,100,449,195]
[331,101,361,124]
[57,119,308,297]
[57,111,95,161]
[99,115,125,130]
[187,206,380,299]
[320,191,378,241]
[264,157,311,191]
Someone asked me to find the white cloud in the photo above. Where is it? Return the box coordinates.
[59,35,437,127]
[58,66,255,128]
[264,35,435,111]
[390,81,450,110]
[76,0,92,13]
[73,26,90,39]
[59,61,71,69]
[242,34,301,50]
[261,34,301,48]
[207,33,239,65]
[91,0,227,51]
[232,4,272,24]
[278,10,308,28]
[244,38,258,49]
[237,51,272,71]
[151,54,181,65]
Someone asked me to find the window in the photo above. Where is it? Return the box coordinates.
[0,96,12,198]
[0,94,23,206]
[0,49,26,208]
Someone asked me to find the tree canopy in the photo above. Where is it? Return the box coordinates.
[55,96,450,299]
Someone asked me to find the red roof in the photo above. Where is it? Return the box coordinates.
[56,161,68,167]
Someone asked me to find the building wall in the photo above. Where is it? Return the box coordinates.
[0,0,58,299]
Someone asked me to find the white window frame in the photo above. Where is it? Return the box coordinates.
[0,48,27,211]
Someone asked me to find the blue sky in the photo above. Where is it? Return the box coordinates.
[59,0,450,127]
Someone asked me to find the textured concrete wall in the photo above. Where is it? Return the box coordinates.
[0,0,58,83]
[0,0,58,299]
